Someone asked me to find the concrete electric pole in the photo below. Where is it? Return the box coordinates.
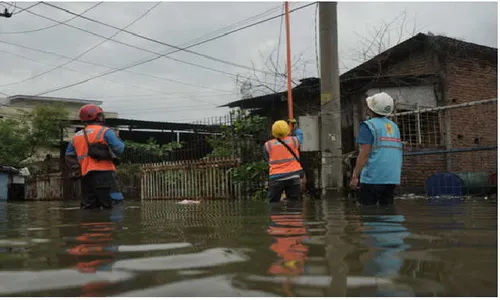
[319,2,343,194]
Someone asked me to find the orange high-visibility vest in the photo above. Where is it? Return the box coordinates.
[73,124,116,176]
[265,136,302,177]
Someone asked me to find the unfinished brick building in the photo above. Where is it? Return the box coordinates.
[224,33,498,191]
[341,33,497,190]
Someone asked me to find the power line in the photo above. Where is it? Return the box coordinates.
[15,4,280,87]
[274,4,284,91]
[0,48,235,99]
[11,1,39,15]
[0,2,102,34]
[0,2,159,89]
[32,2,317,96]
[41,1,288,77]
[0,40,238,94]
[174,3,284,50]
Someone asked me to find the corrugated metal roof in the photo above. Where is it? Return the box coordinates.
[67,117,221,132]
[7,95,103,105]
[0,165,19,174]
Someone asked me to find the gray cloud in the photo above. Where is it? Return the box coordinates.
[0,1,496,122]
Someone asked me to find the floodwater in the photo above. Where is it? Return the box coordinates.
[0,198,496,297]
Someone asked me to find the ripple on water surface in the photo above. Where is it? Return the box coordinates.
[0,199,496,296]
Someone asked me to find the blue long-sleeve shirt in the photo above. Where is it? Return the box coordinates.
[293,128,304,146]
[66,128,125,156]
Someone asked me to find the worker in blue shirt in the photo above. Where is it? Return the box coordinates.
[66,104,125,209]
[287,118,304,146]
[288,118,310,197]
[350,92,403,205]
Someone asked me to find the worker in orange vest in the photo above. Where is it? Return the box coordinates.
[264,120,304,202]
[66,104,125,209]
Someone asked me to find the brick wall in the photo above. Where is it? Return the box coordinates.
[380,50,497,188]
[375,50,441,187]
[384,50,438,76]
[401,153,447,187]
[446,55,498,174]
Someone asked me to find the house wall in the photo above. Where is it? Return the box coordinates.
[352,47,497,188]
[366,85,438,109]
[0,99,119,167]
[384,50,437,76]
[398,51,497,187]
[0,173,7,200]
[0,100,118,142]
[444,54,498,174]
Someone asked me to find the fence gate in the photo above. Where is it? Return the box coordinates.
[141,158,241,200]
[25,173,63,200]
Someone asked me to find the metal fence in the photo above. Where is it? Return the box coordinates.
[392,98,497,192]
[141,157,242,200]
[25,173,64,200]
[119,114,234,164]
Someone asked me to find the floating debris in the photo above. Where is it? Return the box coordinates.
[117,242,192,253]
[177,200,201,205]
[48,207,80,211]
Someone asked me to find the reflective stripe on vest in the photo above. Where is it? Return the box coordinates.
[360,118,403,185]
[265,136,302,178]
[73,124,115,176]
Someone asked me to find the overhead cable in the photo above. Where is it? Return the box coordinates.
[0,2,102,34]
[32,2,317,96]
[0,2,159,88]
[15,3,280,86]
[0,48,235,100]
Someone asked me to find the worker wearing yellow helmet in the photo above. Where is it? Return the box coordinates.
[263,120,304,202]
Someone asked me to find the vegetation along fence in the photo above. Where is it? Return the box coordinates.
[392,98,497,194]
[141,157,242,200]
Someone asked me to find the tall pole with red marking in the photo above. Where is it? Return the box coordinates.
[284,1,294,122]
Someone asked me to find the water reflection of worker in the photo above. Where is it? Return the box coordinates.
[264,120,304,203]
[358,206,411,296]
[67,205,124,296]
[350,93,403,205]
[267,204,309,290]
[65,104,125,210]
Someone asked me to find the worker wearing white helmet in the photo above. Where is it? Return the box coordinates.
[350,92,403,205]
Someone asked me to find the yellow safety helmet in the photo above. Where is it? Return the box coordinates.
[288,118,297,124]
[272,120,290,138]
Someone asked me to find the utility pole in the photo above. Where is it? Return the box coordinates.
[319,2,343,194]
[0,8,12,18]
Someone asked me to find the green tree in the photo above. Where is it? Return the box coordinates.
[0,105,69,166]
[206,109,269,199]
[123,138,183,162]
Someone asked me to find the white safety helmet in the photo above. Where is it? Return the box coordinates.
[366,92,394,116]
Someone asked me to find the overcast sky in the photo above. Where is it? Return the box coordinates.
[0,1,497,123]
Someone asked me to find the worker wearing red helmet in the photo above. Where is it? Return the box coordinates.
[65,104,125,209]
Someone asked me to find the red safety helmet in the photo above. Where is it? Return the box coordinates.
[79,104,104,122]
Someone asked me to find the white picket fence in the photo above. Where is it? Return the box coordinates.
[141,157,242,200]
